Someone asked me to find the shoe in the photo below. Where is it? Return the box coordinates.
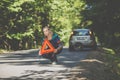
[52,62,57,65]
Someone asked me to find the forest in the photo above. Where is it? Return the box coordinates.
[0,0,120,52]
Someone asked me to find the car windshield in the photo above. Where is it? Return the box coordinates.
[73,30,90,36]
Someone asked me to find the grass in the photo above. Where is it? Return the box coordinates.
[0,49,10,54]
[103,47,120,75]
[103,47,115,54]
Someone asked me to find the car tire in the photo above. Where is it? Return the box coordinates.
[69,45,74,51]
[74,43,83,51]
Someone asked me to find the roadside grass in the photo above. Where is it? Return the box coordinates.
[103,47,120,75]
[0,49,11,54]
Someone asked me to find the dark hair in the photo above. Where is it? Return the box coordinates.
[42,26,50,31]
[42,26,51,38]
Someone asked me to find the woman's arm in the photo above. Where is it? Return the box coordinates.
[57,42,63,51]
[52,33,63,53]
[53,41,63,53]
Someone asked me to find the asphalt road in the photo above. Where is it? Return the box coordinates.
[0,47,95,80]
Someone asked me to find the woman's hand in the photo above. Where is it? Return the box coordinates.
[53,49,58,53]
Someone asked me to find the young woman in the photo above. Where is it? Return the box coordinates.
[40,26,63,64]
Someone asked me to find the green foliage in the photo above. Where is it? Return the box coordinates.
[1,0,120,51]
[49,0,85,45]
[103,47,115,55]
[0,0,86,50]
[8,0,30,12]
[0,49,9,53]
[81,0,120,48]
[103,47,120,76]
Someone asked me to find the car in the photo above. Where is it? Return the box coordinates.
[69,29,97,51]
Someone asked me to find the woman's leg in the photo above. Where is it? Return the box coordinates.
[50,49,63,63]
[42,53,58,64]
[42,53,52,60]
[42,53,56,61]
[50,54,57,62]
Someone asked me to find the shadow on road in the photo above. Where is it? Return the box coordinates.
[0,48,96,80]
[0,48,93,68]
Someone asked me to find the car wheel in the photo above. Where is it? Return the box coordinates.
[74,43,83,51]
[69,45,74,51]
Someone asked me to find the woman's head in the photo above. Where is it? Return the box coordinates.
[42,26,51,36]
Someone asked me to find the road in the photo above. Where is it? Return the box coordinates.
[0,48,96,80]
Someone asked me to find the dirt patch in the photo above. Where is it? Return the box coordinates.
[69,50,120,80]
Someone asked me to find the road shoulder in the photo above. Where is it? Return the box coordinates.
[69,50,120,80]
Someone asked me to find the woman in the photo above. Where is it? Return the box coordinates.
[40,26,63,64]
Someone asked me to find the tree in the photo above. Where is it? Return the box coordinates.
[49,0,85,45]
[81,0,120,48]
[0,0,86,50]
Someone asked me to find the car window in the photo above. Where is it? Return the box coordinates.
[73,30,90,36]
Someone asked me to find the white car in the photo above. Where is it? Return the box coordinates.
[69,29,97,51]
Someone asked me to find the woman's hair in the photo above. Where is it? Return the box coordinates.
[42,26,52,38]
[42,26,50,31]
